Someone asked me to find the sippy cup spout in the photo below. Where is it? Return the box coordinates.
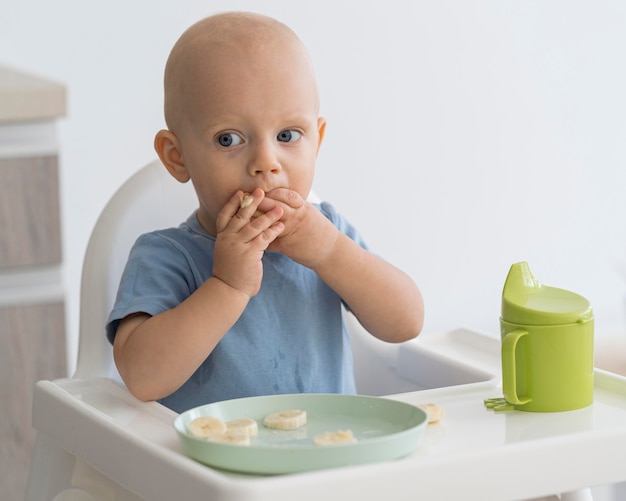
[501,261,593,326]
[501,262,540,321]
[505,261,539,290]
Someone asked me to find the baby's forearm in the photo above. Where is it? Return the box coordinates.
[312,233,424,343]
[113,276,250,401]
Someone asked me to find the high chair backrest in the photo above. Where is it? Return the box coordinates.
[74,160,197,379]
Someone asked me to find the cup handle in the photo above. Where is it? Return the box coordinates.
[502,329,532,405]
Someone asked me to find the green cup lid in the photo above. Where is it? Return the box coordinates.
[501,262,593,326]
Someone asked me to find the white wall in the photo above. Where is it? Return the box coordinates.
[2,1,625,374]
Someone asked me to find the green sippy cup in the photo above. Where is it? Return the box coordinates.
[497,262,594,412]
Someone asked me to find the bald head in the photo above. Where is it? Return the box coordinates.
[162,12,319,134]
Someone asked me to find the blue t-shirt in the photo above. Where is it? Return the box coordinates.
[107,202,365,413]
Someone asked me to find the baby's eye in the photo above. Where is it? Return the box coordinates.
[277,130,301,143]
[217,133,243,147]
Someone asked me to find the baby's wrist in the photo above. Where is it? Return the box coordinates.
[306,227,340,272]
[208,275,255,302]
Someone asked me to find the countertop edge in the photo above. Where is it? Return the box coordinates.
[0,65,67,122]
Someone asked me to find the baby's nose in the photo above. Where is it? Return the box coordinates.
[248,140,281,175]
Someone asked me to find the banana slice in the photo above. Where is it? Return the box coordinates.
[240,193,263,217]
[226,417,258,437]
[188,416,227,439]
[211,429,251,446]
[418,403,445,424]
[313,430,357,446]
[263,409,307,430]
[240,195,254,209]
[188,416,253,445]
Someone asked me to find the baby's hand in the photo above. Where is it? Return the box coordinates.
[212,188,284,297]
[258,188,339,269]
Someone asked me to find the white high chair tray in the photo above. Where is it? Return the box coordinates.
[32,329,626,501]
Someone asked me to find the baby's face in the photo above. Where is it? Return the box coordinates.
[174,37,324,236]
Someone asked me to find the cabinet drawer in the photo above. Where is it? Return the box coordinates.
[0,300,66,500]
[0,155,61,268]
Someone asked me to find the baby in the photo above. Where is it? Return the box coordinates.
[106,11,424,413]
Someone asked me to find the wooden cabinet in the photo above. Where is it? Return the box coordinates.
[0,65,67,500]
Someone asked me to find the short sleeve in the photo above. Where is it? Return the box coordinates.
[316,201,370,252]
[105,231,204,343]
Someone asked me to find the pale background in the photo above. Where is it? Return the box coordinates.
[2,0,625,375]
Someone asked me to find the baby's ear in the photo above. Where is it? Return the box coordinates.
[316,117,326,153]
[154,129,190,183]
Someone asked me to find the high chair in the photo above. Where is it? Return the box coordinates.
[26,160,625,500]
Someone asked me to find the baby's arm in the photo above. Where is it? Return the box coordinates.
[113,190,284,402]
[261,190,424,343]
[313,231,424,343]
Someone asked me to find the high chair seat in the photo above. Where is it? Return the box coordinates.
[25,159,434,499]
[27,159,623,500]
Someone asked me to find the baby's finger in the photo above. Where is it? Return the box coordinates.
[260,188,304,210]
[241,206,283,240]
[255,220,285,246]
[215,190,248,233]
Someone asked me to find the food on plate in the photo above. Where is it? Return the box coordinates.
[313,430,357,446]
[263,409,307,430]
[214,429,252,445]
[188,416,252,445]
[418,403,445,424]
[188,416,227,439]
[226,417,258,437]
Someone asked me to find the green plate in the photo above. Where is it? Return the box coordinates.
[174,393,428,474]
